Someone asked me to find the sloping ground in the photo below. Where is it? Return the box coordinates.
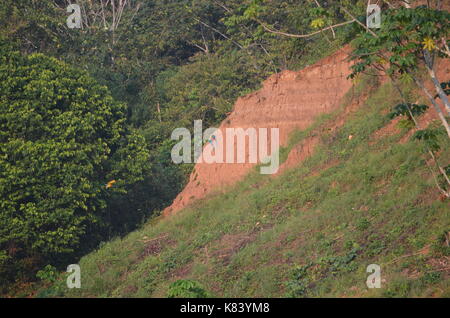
[163,46,354,215]
[37,71,450,298]
[160,0,450,215]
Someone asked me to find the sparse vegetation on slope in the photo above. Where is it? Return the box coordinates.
[37,76,450,298]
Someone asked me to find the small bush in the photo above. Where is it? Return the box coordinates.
[167,279,208,298]
[36,265,58,284]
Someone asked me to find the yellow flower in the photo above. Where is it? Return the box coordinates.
[310,18,325,29]
[422,37,435,51]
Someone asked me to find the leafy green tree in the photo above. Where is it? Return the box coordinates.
[155,51,264,129]
[349,4,450,198]
[350,6,450,137]
[0,41,149,287]
[0,0,65,54]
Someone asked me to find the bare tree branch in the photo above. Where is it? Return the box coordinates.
[340,6,379,38]
[193,18,243,49]
[256,18,356,39]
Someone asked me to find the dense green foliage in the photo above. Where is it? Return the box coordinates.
[350,6,450,77]
[0,41,150,289]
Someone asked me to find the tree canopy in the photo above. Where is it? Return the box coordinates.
[0,40,150,287]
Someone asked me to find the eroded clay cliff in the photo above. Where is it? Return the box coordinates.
[163,46,355,215]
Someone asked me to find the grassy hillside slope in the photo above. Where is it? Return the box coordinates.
[38,76,450,298]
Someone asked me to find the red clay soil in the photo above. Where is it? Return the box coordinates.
[276,86,369,175]
[163,40,450,217]
[163,46,355,216]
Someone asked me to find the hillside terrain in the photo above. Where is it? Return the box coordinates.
[37,50,450,298]
[1,1,449,298]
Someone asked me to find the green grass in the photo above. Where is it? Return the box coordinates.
[37,77,450,298]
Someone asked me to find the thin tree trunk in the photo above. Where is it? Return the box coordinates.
[414,76,450,138]
[390,76,450,196]
[423,50,450,115]
[156,102,162,123]
[256,18,356,39]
